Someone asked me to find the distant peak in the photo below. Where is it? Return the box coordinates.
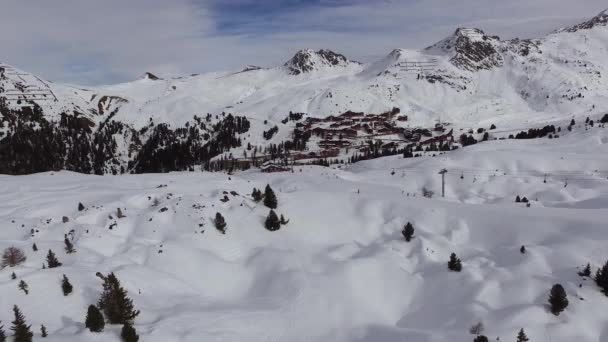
[558,9,608,33]
[425,27,502,71]
[284,49,352,75]
[141,72,161,81]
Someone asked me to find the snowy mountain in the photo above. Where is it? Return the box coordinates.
[1,8,608,342]
[284,49,359,75]
[1,9,608,175]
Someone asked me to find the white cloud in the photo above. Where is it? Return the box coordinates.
[0,0,605,84]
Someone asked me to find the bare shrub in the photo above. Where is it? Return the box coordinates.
[1,247,27,268]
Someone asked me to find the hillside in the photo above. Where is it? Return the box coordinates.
[0,125,607,341]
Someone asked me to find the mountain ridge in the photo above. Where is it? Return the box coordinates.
[1,9,607,175]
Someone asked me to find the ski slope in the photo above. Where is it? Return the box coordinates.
[1,126,607,341]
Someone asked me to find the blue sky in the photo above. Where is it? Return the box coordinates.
[0,0,606,84]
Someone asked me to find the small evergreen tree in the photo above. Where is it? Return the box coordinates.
[64,235,75,254]
[46,250,62,268]
[252,188,263,202]
[520,245,526,254]
[121,323,139,342]
[263,184,278,209]
[578,263,591,277]
[98,273,140,324]
[62,275,73,296]
[473,336,489,342]
[32,244,38,252]
[10,305,33,342]
[11,272,16,280]
[517,328,529,342]
[402,222,415,242]
[280,214,289,225]
[84,305,105,333]
[515,195,521,203]
[548,283,568,315]
[214,212,227,234]
[18,280,29,295]
[0,320,5,342]
[40,325,47,337]
[78,202,85,211]
[448,253,462,272]
[265,210,281,231]
[521,197,529,203]
[595,260,608,295]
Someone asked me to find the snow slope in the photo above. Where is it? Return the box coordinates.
[1,126,607,341]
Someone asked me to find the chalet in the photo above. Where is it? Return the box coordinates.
[340,110,365,119]
[335,128,357,138]
[382,142,398,150]
[261,162,290,173]
[319,148,340,158]
[318,140,351,148]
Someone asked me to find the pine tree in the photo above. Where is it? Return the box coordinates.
[548,283,568,315]
[0,320,5,342]
[64,235,75,254]
[263,184,278,209]
[32,244,38,252]
[252,188,263,202]
[265,210,281,231]
[121,323,139,342]
[520,245,526,254]
[515,195,521,203]
[11,272,16,280]
[595,260,608,295]
[517,328,529,342]
[279,214,289,225]
[10,306,33,342]
[214,212,227,234]
[473,336,489,342]
[578,263,591,277]
[46,250,62,268]
[85,305,105,332]
[98,273,140,324]
[62,275,73,296]
[40,325,47,337]
[78,202,85,211]
[402,222,415,242]
[448,253,462,272]
[18,280,29,295]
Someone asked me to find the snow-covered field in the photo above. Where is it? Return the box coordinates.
[1,127,607,341]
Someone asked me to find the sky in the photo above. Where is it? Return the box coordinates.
[0,0,606,85]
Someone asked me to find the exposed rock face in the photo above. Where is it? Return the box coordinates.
[559,9,608,33]
[426,28,503,71]
[285,49,352,75]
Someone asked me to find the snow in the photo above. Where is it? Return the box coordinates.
[1,127,608,341]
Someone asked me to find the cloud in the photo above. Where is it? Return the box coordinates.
[0,0,605,84]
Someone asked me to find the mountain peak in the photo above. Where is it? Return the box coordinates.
[284,49,352,75]
[559,9,608,33]
[425,27,502,71]
[141,72,161,80]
